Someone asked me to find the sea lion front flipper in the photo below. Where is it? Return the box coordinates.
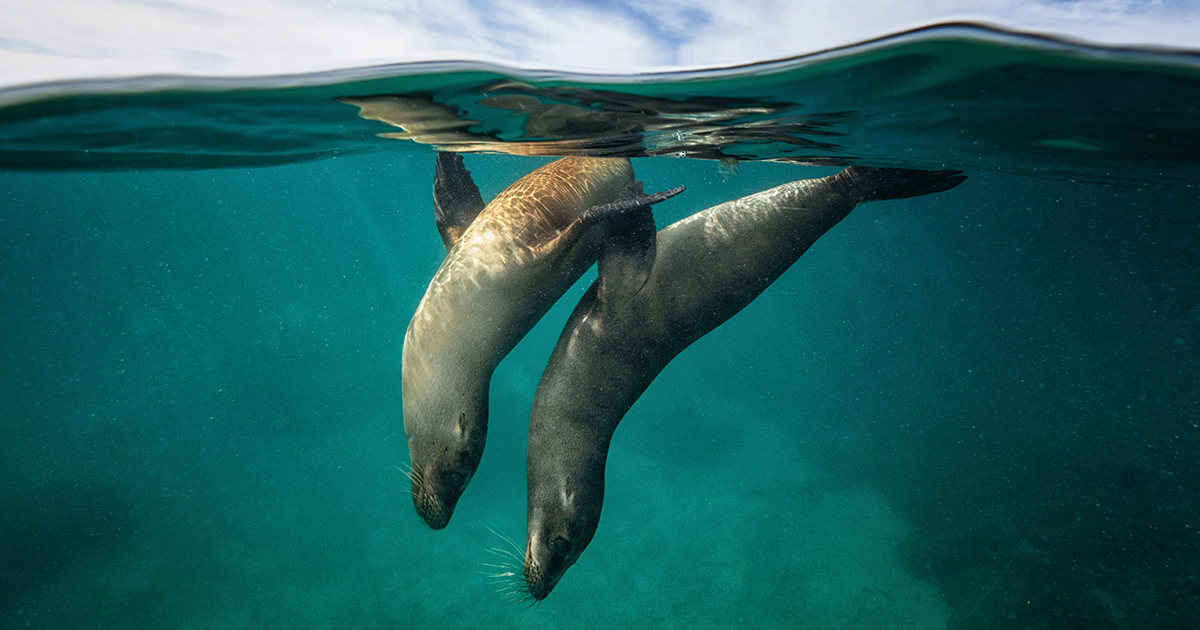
[596,202,658,303]
[432,152,486,251]
[591,182,679,302]
[579,184,685,226]
[531,184,684,261]
[613,180,646,203]
[581,179,658,301]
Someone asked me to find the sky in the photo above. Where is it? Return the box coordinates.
[0,0,1197,89]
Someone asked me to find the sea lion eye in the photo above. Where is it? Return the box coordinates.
[550,537,570,555]
[448,472,464,489]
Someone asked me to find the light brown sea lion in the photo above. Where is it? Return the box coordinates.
[403,154,683,530]
[522,166,966,599]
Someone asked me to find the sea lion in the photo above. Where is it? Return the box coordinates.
[404,153,683,530]
[522,166,966,599]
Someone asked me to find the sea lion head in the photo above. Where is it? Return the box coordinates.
[523,451,605,600]
[403,387,488,530]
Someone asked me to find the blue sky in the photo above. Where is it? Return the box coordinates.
[1,0,1196,88]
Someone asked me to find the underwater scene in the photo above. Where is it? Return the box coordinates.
[1,23,1198,629]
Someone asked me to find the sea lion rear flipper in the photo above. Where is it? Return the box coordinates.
[433,152,486,251]
[840,166,967,204]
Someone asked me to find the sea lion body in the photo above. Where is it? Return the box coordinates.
[403,155,683,530]
[523,167,967,599]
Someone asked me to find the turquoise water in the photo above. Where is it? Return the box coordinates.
[1,23,1198,629]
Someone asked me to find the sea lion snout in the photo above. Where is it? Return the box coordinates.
[403,399,487,529]
[412,476,461,530]
[411,461,473,529]
[523,549,564,601]
[524,562,550,601]
[414,491,452,530]
[523,526,582,600]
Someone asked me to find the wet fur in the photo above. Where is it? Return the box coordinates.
[404,156,635,529]
[523,167,966,598]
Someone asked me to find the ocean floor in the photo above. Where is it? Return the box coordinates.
[4,395,950,629]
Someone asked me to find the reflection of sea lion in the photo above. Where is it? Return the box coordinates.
[523,166,966,599]
[338,89,842,163]
[404,154,683,530]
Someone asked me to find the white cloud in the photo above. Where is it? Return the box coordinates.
[0,0,1195,89]
[0,0,437,82]
[499,0,674,68]
[675,0,1200,67]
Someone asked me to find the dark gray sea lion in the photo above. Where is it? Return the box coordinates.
[403,154,683,530]
[522,166,966,599]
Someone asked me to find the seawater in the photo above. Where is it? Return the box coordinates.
[1,23,1197,630]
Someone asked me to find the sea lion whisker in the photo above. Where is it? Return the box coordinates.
[493,576,535,603]
[484,573,524,584]
[480,533,528,599]
[480,568,518,580]
[488,573,524,588]
[394,462,421,485]
[484,546,525,564]
[483,520,525,557]
[482,549,533,604]
[484,563,524,585]
[481,521,531,595]
[483,573,518,580]
[393,464,413,483]
[483,540,518,555]
[484,542,521,556]
[499,586,535,604]
[481,559,519,569]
